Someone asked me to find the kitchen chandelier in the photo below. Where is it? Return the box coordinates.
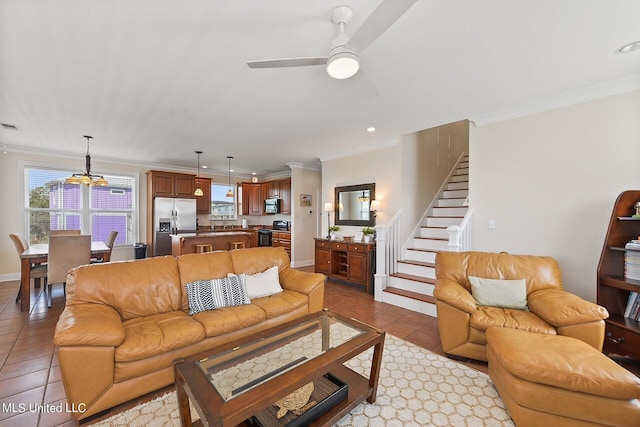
[357,191,369,202]
[194,150,204,196]
[65,135,108,186]
[226,156,234,197]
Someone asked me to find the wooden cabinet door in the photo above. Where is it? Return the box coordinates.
[279,178,291,214]
[240,183,250,215]
[249,183,263,215]
[195,177,211,214]
[174,174,195,196]
[315,247,331,274]
[153,172,175,197]
[347,250,367,284]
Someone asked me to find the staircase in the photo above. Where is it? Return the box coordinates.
[381,155,469,317]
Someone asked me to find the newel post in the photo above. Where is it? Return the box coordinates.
[446,225,462,252]
[373,225,388,301]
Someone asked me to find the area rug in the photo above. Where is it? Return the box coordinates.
[92,334,514,426]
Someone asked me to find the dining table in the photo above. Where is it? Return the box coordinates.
[19,241,110,312]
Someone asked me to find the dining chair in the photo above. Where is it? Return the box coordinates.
[9,233,47,303]
[91,230,118,263]
[47,234,91,309]
[50,230,81,236]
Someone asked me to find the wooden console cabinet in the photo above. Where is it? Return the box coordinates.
[597,190,640,360]
[314,238,375,293]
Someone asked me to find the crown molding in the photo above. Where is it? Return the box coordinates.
[319,137,400,163]
[469,75,640,127]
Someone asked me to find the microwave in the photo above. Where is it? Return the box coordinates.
[264,198,281,214]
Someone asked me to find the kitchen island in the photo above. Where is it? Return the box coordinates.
[171,229,258,256]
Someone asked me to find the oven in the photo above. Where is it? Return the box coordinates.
[258,221,289,247]
[258,229,272,247]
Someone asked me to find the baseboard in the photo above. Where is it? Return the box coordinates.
[0,273,20,282]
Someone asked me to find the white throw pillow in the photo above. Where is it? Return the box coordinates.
[468,276,528,311]
[230,266,283,299]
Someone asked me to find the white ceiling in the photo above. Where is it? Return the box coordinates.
[1,0,639,177]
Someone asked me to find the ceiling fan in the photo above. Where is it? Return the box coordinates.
[247,0,418,80]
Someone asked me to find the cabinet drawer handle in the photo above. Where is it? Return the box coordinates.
[606,332,625,344]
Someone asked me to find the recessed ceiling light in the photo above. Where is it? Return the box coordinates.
[201,165,208,169]
[366,127,376,132]
[616,41,640,54]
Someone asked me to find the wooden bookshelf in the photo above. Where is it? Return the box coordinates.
[597,190,640,360]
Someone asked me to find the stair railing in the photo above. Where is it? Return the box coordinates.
[446,208,473,252]
[373,211,400,301]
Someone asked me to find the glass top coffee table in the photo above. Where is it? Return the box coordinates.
[173,309,385,427]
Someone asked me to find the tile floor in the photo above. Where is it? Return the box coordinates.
[1,270,638,426]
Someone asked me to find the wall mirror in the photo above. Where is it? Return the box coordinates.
[334,183,375,226]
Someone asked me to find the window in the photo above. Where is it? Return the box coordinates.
[210,183,236,220]
[24,167,136,245]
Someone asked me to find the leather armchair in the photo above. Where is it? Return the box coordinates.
[434,251,609,361]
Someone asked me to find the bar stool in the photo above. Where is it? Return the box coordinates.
[229,241,246,250]
[195,244,213,254]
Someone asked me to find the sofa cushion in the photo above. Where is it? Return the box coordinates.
[251,290,308,319]
[176,251,236,311]
[116,311,205,362]
[185,275,251,315]
[65,256,183,320]
[194,303,267,337]
[469,276,528,310]
[469,306,556,344]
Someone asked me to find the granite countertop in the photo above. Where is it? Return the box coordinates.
[173,230,254,238]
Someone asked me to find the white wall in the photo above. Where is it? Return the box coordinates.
[470,90,640,301]
[321,144,402,238]
[400,121,469,241]
[289,164,321,267]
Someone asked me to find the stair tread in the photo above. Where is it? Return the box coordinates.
[407,247,439,253]
[391,272,436,284]
[420,225,447,229]
[415,236,447,241]
[397,259,435,268]
[384,287,437,305]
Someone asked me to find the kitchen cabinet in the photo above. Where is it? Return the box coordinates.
[272,231,291,258]
[195,177,211,214]
[278,178,291,214]
[240,178,291,216]
[148,170,195,197]
[314,238,375,293]
[241,182,263,216]
[597,190,640,360]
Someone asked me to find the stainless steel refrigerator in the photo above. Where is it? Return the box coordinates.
[154,197,197,256]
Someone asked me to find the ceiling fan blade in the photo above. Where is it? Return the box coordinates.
[247,57,328,69]
[348,0,418,52]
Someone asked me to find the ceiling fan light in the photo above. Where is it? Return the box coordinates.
[327,49,359,79]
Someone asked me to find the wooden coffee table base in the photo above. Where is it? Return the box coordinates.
[173,311,385,427]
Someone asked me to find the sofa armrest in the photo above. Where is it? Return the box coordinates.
[528,288,609,327]
[279,268,325,295]
[434,278,477,314]
[54,303,126,347]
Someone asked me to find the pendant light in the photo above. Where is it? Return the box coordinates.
[65,135,108,186]
[226,156,234,197]
[194,151,204,196]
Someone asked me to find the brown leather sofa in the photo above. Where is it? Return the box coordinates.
[53,247,325,420]
[434,251,609,361]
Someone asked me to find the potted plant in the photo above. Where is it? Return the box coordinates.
[362,227,375,243]
[328,225,340,239]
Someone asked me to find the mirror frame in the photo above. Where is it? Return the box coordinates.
[334,183,376,227]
